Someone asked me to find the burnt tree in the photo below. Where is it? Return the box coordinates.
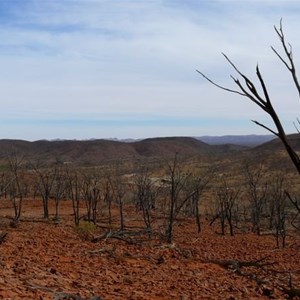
[33,165,56,219]
[243,161,269,235]
[133,168,160,232]
[8,154,26,224]
[197,20,300,174]
[198,21,300,233]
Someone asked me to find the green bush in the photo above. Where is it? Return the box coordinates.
[74,221,98,241]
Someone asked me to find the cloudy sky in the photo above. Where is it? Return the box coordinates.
[0,0,300,140]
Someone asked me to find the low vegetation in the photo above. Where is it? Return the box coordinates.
[0,138,299,299]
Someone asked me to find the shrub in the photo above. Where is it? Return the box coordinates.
[74,221,98,241]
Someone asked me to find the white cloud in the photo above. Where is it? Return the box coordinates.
[0,0,299,139]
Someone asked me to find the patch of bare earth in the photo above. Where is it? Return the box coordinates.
[0,199,299,299]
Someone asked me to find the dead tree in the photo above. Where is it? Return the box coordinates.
[269,173,287,248]
[183,170,214,233]
[197,20,300,175]
[165,154,185,243]
[52,168,66,221]
[212,176,240,236]
[8,154,26,224]
[103,178,113,227]
[109,167,127,231]
[163,153,196,243]
[82,172,101,224]
[198,20,300,235]
[0,172,11,199]
[66,168,81,226]
[33,166,57,219]
[286,191,300,231]
[243,161,269,235]
[133,167,161,232]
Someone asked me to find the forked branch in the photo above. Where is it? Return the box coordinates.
[198,20,300,174]
[271,19,300,99]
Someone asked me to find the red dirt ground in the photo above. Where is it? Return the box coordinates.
[0,198,299,299]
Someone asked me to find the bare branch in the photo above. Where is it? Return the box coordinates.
[222,54,270,109]
[222,53,245,77]
[293,121,300,134]
[251,120,278,136]
[271,47,291,70]
[273,21,300,99]
[223,53,262,98]
[197,20,300,174]
[230,76,267,111]
[256,65,271,104]
[196,70,246,97]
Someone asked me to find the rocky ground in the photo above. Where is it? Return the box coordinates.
[0,199,299,299]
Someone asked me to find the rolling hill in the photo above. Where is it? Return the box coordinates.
[197,134,275,147]
[0,137,245,166]
[0,134,296,168]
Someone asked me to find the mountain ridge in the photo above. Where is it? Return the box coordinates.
[196,134,275,147]
[34,134,276,147]
[0,134,287,167]
[0,136,242,166]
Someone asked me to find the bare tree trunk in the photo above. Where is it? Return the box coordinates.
[8,154,26,223]
[194,195,201,233]
[109,169,127,231]
[66,169,81,226]
[269,173,287,248]
[213,176,240,236]
[53,170,66,220]
[164,154,192,243]
[33,166,57,219]
[133,167,160,233]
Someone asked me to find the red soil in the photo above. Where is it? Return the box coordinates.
[0,199,299,299]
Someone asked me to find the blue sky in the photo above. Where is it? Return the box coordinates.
[0,0,299,140]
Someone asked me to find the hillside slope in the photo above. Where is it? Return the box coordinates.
[0,137,234,166]
[197,135,275,147]
[0,134,288,167]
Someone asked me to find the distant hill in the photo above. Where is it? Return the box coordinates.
[133,137,213,158]
[0,137,231,166]
[0,135,288,167]
[197,135,276,147]
[253,134,300,152]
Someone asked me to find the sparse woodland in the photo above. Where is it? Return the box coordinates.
[1,21,300,299]
[0,148,300,299]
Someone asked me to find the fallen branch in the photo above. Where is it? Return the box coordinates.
[92,230,144,245]
[54,293,82,300]
[281,287,300,299]
[204,256,276,272]
[26,282,57,293]
[280,273,300,299]
[91,231,112,243]
[0,232,7,244]
[86,245,116,257]
[54,293,103,300]
[110,235,137,244]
